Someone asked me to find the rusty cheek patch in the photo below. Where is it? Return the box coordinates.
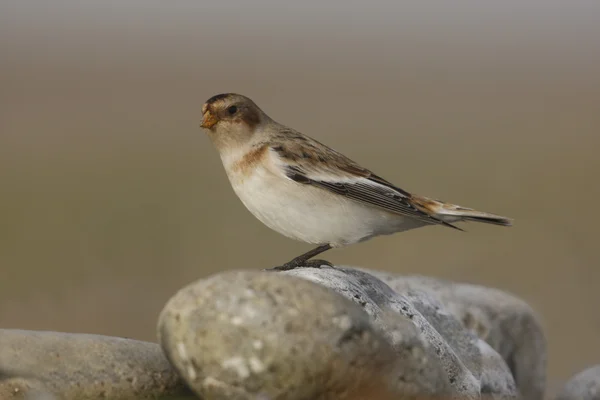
[232,144,269,175]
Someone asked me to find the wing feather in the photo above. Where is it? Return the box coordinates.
[268,136,460,229]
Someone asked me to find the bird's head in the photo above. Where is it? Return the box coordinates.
[200,93,267,150]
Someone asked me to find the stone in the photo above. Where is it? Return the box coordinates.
[556,364,600,400]
[282,266,482,398]
[158,270,451,400]
[362,271,546,400]
[0,329,193,400]
[0,377,56,400]
[476,339,518,399]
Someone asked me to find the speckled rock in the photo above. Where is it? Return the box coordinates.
[556,364,600,400]
[282,266,482,398]
[0,377,56,400]
[158,270,451,400]
[476,340,518,399]
[362,271,546,400]
[0,329,193,400]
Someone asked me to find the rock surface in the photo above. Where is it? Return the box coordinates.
[556,364,600,400]
[283,266,483,398]
[476,339,518,399]
[158,269,452,400]
[362,270,546,400]
[158,267,526,399]
[0,329,193,400]
[0,376,56,400]
[1,266,542,400]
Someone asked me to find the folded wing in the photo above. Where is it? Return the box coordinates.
[268,137,461,230]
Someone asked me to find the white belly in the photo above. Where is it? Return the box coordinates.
[226,165,425,247]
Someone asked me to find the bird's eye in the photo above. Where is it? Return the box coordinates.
[227,105,238,115]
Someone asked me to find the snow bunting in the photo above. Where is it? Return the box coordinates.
[200,93,512,270]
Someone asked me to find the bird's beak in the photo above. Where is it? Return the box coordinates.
[200,109,218,129]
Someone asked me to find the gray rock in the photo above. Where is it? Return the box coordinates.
[0,377,56,400]
[283,266,482,398]
[476,339,518,399]
[0,329,193,400]
[556,365,600,400]
[363,271,546,400]
[158,270,450,400]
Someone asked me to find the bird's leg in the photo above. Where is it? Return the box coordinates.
[269,244,334,271]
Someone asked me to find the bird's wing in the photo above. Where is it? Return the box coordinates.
[266,130,461,229]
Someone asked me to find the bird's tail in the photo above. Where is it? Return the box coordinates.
[410,195,513,227]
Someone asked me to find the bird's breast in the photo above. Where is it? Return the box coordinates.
[222,160,420,246]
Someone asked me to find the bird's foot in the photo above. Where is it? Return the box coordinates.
[268,259,334,272]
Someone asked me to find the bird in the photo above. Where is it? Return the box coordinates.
[199,93,512,271]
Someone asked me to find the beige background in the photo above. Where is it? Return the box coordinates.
[1,1,599,394]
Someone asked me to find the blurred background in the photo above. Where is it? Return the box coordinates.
[1,0,599,394]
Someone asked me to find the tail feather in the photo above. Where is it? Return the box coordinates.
[434,204,513,227]
[410,195,513,228]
